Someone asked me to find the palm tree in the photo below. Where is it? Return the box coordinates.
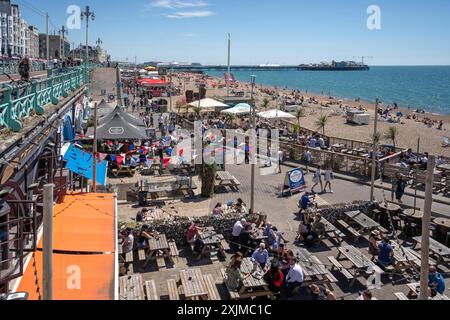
[316,115,328,136]
[193,106,201,120]
[223,113,236,129]
[261,98,270,111]
[384,126,398,148]
[295,108,305,125]
[371,132,381,146]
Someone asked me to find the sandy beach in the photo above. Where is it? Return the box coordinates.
[170,73,450,158]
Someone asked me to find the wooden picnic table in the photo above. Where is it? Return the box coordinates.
[292,248,333,289]
[437,163,450,172]
[119,274,145,300]
[433,217,450,229]
[344,211,380,233]
[402,209,423,220]
[406,282,450,300]
[321,218,344,244]
[412,236,450,265]
[378,203,401,213]
[238,258,273,299]
[178,268,209,300]
[143,234,171,267]
[390,240,421,272]
[215,171,240,190]
[249,224,268,242]
[112,165,135,177]
[196,228,226,259]
[336,245,379,286]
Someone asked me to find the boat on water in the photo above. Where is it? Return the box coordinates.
[299,60,369,71]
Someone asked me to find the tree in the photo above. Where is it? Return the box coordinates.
[384,126,398,148]
[223,113,236,129]
[193,106,201,120]
[261,98,270,111]
[371,131,381,146]
[315,115,328,135]
[295,108,305,125]
[200,161,217,198]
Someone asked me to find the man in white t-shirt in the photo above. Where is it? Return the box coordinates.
[283,257,304,298]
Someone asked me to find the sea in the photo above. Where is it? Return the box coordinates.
[206,66,450,115]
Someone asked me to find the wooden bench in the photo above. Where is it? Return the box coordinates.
[377,226,389,236]
[125,251,133,263]
[168,241,179,264]
[221,268,240,300]
[327,256,354,281]
[138,249,146,262]
[156,256,166,269]
[120,275,145,300]
[325,271,338,284]
[203,274,221,300]
[145,280,160,300]
[166,279,180,300]
[220,239,230,251]
[394,292,409,300]
[336,220,361,242]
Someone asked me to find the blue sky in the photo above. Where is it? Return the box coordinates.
[19,0,450,65]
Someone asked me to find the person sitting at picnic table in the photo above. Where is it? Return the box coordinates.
[251,243,270,272]
[271,227,289,250]
[295,220,310,243]
[283,254,304,298]
[264,261,285,297]
[377,238,394,267]
[356,289,376,300]
[309,284,336,300]
[303,215,325,247]
[368,230,381,260]
[231,218,247,251]
[224,258,250,292]
[135,208,148,223]
[227,252,244,272]
[238,223,252,255]
[298,192,316,219]
[119,228,134,261]
[429,265,446,296]
[136,225,155,250]
[233,198,247,212]
[124,154,137,169]
[274,243,289,263]
[186,220,203,244]
[419,152,429,170]
[212,203,224,215]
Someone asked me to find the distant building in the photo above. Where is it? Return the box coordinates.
[39,34,70,60]
[70,42,108,63]
[0,1,39,58]
[27,25,39,58]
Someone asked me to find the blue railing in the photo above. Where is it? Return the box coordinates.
[0,66,87,132]
[0,61,47,75]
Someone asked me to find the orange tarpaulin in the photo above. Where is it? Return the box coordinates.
[15,193,117,300]
[37,193,115,253]
[17,252,115,300]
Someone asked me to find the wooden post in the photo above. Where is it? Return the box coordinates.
[370,99,379,201]
[43,184,54,300]
[419,155,435,300]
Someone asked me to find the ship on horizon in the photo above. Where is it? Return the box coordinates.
[299,60,369,71]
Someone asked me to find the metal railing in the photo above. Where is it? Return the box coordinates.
[0,61,47,75]
[0,66,88,132]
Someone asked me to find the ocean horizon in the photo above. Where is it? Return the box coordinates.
[206,66,450,115]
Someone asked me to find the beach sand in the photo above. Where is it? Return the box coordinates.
[169,73,450,157]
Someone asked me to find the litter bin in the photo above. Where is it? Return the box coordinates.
[138,191,148,207]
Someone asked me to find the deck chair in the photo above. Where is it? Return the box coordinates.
[443,136,450,147]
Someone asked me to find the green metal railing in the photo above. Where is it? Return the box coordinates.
[0,61,47,75]
[0,66,87,132]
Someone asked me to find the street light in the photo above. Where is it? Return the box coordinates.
[81,6,96,192]
[59,25,68,60]
[250,75,256,214]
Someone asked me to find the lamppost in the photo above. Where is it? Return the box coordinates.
[81,6,95,97]
[370,98,380,201]
[81,6,96,192]
[250,75,256,214]
[59,25,68,60]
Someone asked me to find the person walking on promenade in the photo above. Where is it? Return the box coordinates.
[323,165,334,193]
[311,165,323,194]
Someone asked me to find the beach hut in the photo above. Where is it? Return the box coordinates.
[96,113,148,140]
[257,109,296,120]
[188,98,229,112]
[220,103,252,116]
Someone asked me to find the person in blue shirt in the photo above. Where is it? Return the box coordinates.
[251,243,270,272]
[377,238,394,266]
[428,265,445,295]
[298,192,315,221]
